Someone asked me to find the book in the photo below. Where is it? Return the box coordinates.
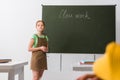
[80,60,94,64]
[0,59,12,63]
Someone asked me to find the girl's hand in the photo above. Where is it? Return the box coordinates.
[40,46,48,52]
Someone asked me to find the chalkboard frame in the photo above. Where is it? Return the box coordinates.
[42,5,116,54]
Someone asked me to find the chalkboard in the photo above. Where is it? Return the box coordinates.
[42,5,115,53]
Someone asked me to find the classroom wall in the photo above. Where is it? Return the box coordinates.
[0,0,41,61]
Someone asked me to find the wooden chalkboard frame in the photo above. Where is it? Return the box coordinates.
[42,5,116,54]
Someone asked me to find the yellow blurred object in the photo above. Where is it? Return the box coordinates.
[93,42,120,80]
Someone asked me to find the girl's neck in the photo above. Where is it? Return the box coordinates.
[37,32,43,36]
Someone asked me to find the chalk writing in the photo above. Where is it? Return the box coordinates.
[58,9,91,20]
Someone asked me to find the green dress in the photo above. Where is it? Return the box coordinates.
[31,34,48,71]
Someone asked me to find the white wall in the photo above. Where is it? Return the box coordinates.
[0,0,42,61]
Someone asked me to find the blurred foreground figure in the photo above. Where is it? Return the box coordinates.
[77,42,120,80]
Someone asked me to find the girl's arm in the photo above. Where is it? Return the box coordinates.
[28,38,41,52]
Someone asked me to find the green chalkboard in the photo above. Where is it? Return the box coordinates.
[42,5,115,53]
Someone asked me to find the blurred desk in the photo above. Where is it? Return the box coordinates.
[73,64,93,71]
[0,61,28,80]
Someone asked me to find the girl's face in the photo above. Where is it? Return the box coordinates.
[36,21,45,32]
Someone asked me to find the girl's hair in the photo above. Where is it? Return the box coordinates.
[36,20,45,26]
